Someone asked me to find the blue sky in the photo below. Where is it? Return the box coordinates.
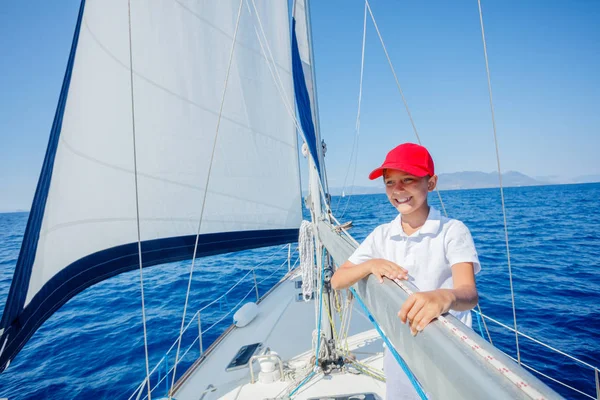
[0,1,598,211]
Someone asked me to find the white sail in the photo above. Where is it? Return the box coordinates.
[0,0,300,371]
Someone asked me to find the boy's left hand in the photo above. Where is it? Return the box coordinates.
[398,289,455,336]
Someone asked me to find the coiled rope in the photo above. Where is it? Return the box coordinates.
[299,220,316,302]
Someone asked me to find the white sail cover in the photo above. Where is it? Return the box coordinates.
[0,0,300,371]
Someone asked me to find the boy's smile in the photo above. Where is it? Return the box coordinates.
[392,196,412,206]
[383,169,437,227]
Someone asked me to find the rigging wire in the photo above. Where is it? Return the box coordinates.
[335,1,367,219]
[364,0,448,217]
[477,0,521,364]
[364,0,420,143]
[354,1,495,345]
[169,0,245,394]
[127,1,152,398]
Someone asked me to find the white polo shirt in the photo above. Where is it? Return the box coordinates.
[348,206,480,326]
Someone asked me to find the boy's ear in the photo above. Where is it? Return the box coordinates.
[427,175,438,191]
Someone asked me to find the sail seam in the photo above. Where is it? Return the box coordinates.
[81,18,295,148]
[172,0,291,71]
[41,217,297,234]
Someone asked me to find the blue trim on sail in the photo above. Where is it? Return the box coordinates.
[291,17,322,179]
[0,228,298,372]
[0,0,87,334]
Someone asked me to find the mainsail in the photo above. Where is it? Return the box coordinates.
[0,0,302,372]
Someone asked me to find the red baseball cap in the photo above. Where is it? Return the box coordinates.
[368,143,434,180]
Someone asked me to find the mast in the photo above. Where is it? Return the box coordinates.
[306,0,337,362]
[292,0,338,367]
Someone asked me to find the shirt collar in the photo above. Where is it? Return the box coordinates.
[390,206,442,237]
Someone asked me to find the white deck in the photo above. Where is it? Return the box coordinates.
[172,271,387,399]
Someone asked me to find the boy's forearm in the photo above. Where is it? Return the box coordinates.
[442,286,479,312]
[331,262,371,290]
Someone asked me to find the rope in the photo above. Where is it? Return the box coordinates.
[346,358,386,381]
[126,2,152,398]
[477,0,521,365]
[169,0,245,393]
[299,221,315,301]
[289,370,317,397]
[314,249,326,368]
[349,361,386,382]
[475,309,486,339]
[476,303,494,344]
[291,248,327,398]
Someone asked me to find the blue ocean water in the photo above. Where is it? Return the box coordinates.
[1,183,599,399]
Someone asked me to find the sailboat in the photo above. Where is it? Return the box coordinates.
[0,1,596,399]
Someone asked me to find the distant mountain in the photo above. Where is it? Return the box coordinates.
[329,171,552,194]
[573,174,600,184]
[534,175,570,184]
[436,171,546,190]
[304,171,599,197]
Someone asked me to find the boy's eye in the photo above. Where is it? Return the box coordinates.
[403,178,414,184]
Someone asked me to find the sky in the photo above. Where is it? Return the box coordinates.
[0,1,598,212]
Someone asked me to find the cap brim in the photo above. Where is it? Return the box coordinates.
[368,162,429,180]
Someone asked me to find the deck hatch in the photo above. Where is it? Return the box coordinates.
[225,342,263,371]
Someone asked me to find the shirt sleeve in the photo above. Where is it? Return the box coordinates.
[347,228,380,265]
[445,221,481,274]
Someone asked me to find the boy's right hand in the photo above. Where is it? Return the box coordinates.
[366,259,408,283]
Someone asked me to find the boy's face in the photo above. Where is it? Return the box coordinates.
[383,169,437,215]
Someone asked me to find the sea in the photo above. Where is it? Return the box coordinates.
[0,183,599,399]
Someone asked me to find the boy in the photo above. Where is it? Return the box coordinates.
[330,143,480,400]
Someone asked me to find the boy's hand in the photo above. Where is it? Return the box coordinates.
[366,259,408,283]
[398,289,455,336]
